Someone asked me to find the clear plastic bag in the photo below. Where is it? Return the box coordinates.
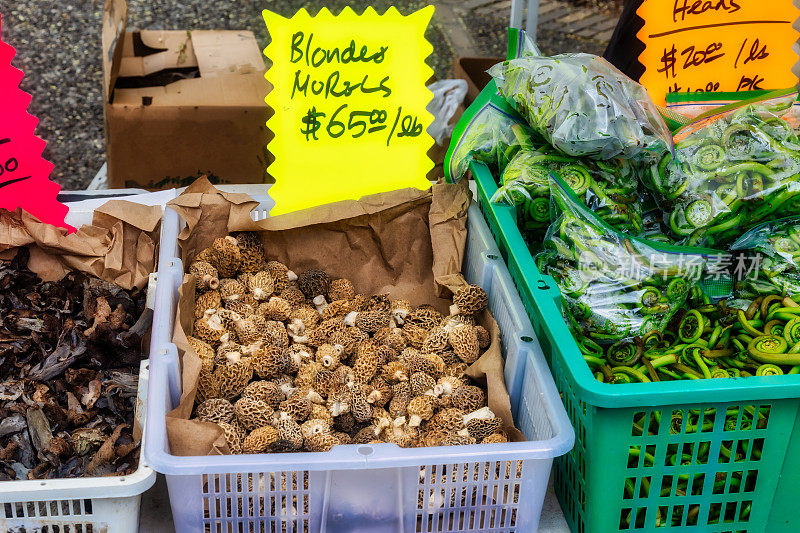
[447,101,541,183]
[536,175,721,346]
[666,90,800,126]
[648,90,800,247]
[488,52,671,160]
[730,216,800,297]
[426,79,468,145]
[490,148,643,236]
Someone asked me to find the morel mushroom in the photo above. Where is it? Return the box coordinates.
[183,239,504,455]
[298,268,330,313]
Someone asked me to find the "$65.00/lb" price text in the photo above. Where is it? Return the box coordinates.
[301,104,423,146]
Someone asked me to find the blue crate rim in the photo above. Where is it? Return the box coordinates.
[470,159,800,408]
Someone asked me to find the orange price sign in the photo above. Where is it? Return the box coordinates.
[637,0,800,106]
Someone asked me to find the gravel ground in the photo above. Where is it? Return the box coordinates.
[464,10,609,59]
[566,0,624,11]
[0,1,452,190]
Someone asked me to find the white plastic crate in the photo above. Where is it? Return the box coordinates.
[145,199,574,533]
[0,194,166,533]
[0,360,155,533]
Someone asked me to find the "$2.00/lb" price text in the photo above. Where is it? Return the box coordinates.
[301,104,423,146]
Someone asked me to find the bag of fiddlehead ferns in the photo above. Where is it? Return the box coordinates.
[490,147,644,240]
[730,216,800,297]
[446,98,542,184]
[535,174,724,356]
[488,37,671,162]
[665,90,800,125]
[646,88,800,248]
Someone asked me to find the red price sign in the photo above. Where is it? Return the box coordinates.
[0,14,71,231]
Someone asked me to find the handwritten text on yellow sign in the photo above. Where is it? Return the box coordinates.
[637,0,800,106]
[263,7,434,215]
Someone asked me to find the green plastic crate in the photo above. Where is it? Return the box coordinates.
[469,158,800,533]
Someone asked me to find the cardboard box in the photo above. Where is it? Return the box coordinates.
[453,56,503,107]
[102,0,272,189]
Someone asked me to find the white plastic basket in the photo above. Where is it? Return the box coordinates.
[0,194,166,533]
[0,360,155,533]
[145,198,574,533]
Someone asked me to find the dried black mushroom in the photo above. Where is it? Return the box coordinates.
[0,249,151,480]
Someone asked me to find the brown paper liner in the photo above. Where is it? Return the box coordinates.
[166,177,524,455]
[0,200,161,290]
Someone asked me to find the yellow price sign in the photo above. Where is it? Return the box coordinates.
[263,6,435,215]
[637,0,799,106]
